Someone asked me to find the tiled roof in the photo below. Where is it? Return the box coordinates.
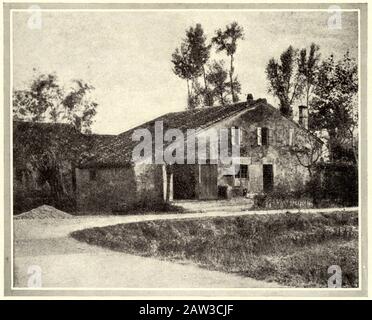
[79,100,262,168]
[13,121,116,161]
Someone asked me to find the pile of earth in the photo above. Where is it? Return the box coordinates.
[14,205,73,219]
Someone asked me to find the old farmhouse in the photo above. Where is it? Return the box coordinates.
[76,98,320,212]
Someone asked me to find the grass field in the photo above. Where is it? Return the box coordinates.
[71,211,358,287]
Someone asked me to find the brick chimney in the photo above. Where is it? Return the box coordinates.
[246,93,254,102]
[298,105,308,129]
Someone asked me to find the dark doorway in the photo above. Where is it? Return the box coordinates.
[173,165,196,200]
[199,164,218,200]
[263,164,274,193]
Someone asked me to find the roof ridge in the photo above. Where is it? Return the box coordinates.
[117,101,252,137]
[79,99,266,168]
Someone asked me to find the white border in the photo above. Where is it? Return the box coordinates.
[8,7,363,295]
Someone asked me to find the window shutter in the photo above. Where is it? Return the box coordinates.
[231,127,236,145]
[231,127,241,146]
[227,128,232,152]
[238,127,242,146]
[268,128,273,145]
[257,127,262,146]
[261,127,269,145]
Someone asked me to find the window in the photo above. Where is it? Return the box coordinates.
[89,169,97,181]
[262,127,269,146]
[235,165,248,179]
[257,127,262,145]
[231,126,241,146]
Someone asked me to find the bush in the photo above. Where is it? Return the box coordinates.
[13,190,76,214]
[112,200,185,215]
[253,165,358,210]
[253,181,313,210]
[310,164,358,207]
[71,210,358,287]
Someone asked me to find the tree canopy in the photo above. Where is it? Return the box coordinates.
[172,22,244,108]
[310,52,358,162]
[265,45,304,117]
[206,60,241,106]
[13,73,97,133]
[212,22,244,103]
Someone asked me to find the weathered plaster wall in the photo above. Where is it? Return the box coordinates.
[76,163,163,212]
[133,163,164,207]
[76,166,137,212]
[203,105,312,193]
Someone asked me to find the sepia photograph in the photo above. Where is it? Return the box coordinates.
[2,2,368,299]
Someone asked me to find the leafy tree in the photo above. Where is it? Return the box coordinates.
[186,24,214,106]
[310,52,358,162]
[290,132,324,178]
[62,80,97,133]
[13,73,99,211]
[13,121,90,212]
[185,24,211,91]
[13,90,37,121]
[13,73,97,133]
[206,60,240,106]
[172,43,199,109]
[13,73,62,122]
[212,22,244,103]
[188,79,205,110]
[298,43,321,108]
[266,46,304,117]
[172,24,213,108]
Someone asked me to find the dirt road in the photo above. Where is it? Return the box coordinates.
[13,213,282,288]
[14,207,357,288]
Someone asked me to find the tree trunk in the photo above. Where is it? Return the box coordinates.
[306,87,309,110]
[202,66,208,91]
[307,166,313,179]
[280,102,291,118]
[349,128,358,164]
[306,85,310,109]
[186,80,192,109]
[220,92,224,106]
[352,140,358,164]
[328,128,337,162]
[48,169,65,207]
[229,54,235,103]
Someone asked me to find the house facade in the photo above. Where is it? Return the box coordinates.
[76,98,319,212]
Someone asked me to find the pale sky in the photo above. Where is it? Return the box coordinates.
[12,10,358,134]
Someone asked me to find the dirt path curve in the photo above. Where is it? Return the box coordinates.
[14,207,357,289]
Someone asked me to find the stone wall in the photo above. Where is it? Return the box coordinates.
[206,105,313,194]
[76,163,164,212]
[133,163,164,208]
